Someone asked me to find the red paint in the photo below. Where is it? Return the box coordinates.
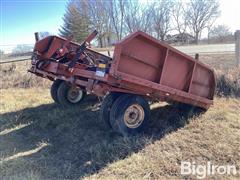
[29,31,215,109]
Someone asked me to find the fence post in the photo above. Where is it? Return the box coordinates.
[34,32,39,42]
[235,30,240,67]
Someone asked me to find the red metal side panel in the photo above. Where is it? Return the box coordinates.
[34,35,111,61]
[190,64,215,99]
[113,33,167,83]
[110,31,215,108]
[160,50,194,91]
[34,36,54,53]
[118,54,160,82]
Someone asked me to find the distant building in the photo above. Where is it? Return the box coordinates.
[166,33,195,44]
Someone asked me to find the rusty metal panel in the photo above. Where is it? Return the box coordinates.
[114,33,167,83]
[189,64,215,99]
[110,31,215,108]
[160,50,194,91]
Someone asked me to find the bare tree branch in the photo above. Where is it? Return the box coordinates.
[186,0,220,44]
[152,0,173,41]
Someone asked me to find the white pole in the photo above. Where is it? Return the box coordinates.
[235,30,240,67]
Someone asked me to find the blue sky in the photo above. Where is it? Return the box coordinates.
[0,0,67,51]
[0,0,240,53]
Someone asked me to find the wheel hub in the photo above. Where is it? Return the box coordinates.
[124,104,145,128]
[67,87,83,103]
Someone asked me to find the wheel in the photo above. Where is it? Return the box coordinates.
[50,79,63,103]
[110,94,150,136]
[57,82,86,107]
[99,92,122,129]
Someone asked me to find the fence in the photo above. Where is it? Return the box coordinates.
[0,43,34,64]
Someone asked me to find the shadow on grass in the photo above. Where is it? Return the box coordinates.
[0,96,204,179]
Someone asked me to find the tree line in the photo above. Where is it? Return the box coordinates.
[59,0,222,47]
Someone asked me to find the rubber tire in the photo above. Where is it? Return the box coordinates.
[57,82,86,107]
[50,80,63,103]
[110,94,150,136]
[99,92,122,129]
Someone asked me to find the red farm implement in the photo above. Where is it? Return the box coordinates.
[29,30,215,135]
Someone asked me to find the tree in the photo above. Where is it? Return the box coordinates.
[59,0,89,43]
[172,1,188,43]
[86,0,110,47]
[106,0,126,41]
[210,25,232,42]
[186,0,220,44]
[152,0,173,41]
[206,21,215,44]
[124,0,152,33]
[12,45,33,54]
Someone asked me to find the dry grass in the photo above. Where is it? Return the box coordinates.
[215,68,240,97]
[200,54,237,70]
[0,61,50,89]
[200,54,240,97]
[92,46,114,52]
[195,54,240,97]
[0,89,239,179]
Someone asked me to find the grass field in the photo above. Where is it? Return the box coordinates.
[0,53,240,179]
